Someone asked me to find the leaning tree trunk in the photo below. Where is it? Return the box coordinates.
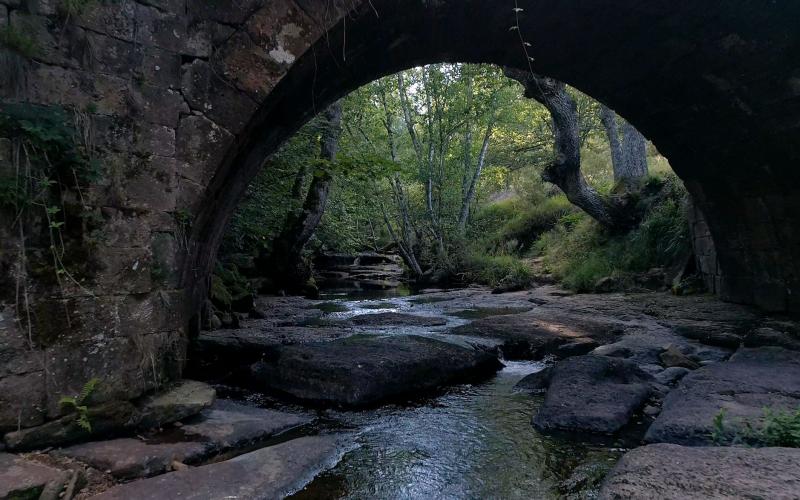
[505,69,635,230]
[270,100,343,292]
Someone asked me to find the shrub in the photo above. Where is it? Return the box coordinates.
[711,407,800,447]
[533,174,691,291]
[459,251,533,289]
[471,194,574,255]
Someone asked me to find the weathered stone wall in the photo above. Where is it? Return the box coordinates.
[1,0,799,434]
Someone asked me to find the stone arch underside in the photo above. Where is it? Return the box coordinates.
[1,0,798,431]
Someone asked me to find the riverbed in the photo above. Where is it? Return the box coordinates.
[226,291,627,499]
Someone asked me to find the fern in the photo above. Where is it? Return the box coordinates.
[58,378,100,432]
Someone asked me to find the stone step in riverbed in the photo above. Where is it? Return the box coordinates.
[92,435,349,500]
[250,334,502,407]
[598,443,800,499]
[449,309,624,360]
[54,400,312,480]
[531,355,655,434]
[645,346,800,445]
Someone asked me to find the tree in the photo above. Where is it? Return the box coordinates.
[600,105,648,184]
[264,100,343,293]
[504,68,637,230]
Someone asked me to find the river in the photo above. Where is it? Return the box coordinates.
[225,290,629,499]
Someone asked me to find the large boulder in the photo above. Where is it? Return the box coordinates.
[599,443,800,499]
[449,311,623,360]
[533,355,654,434]
[0,452,69,499]
[645,346,800,445]
[250,335,502,407]
[92,435,348,500]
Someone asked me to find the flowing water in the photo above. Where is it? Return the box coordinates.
[235,290,627,499]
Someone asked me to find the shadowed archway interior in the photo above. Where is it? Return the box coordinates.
[0,0,798,432]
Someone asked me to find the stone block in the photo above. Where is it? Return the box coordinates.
[175,114,234,185]
[93,246,154,294]
[134,2,211,57]
[186,0,261,24]
[139,45,182,89]
[74,0,136,41]
[9,12,83,68]
[26,65,130,116]
[0,370,47,432]
[0,4,7,27]
[134,123,176,157]
[85,30,138,76]
[120,155,178,212]
[215,31,284,100]
[180,59,258,134]
[245,0,318,66]
[129,84,188,128]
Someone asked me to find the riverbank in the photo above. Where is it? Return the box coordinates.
[3,285,799,498]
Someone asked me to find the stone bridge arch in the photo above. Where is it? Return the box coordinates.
[1,0,798,431]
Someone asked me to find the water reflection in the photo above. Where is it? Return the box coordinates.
[290,361,622,500]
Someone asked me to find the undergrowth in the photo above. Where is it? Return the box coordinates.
[712,407,800,447]
[534,174,691,291]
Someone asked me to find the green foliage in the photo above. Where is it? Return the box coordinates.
[459,251,533,288]
[711,408,728,445]
[58,378,100,432]
[710,407,800,448]
[534,175,691,291]
[472,194,574,255]
[210,263,253,310]
[0,103,100,298]
[0,25,39,58]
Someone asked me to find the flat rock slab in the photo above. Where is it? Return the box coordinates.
[180,399,312,449]
[56,438,210,480]
[250,334,502,407]
[92,435,347,500]
[347,312,447,327]
[0,452,68,499]
[599,443,800,499]
[137,380,216,429]
[646,346,800,445]
[57,400,311,480]
[533,355,653,434]
[449,310,623,360]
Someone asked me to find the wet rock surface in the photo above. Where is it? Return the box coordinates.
[0,452,69,499]
[5,286,799,497]
[346,312,447,327]
[599,443,800,499]
[4,381,216,452]
[532,355,654,434]
[92,435,348,500]
[56,438,209,480]
[449,308,623,360]
[646,346,800,445]
[54,400,312,480]
[250,334,502,407]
